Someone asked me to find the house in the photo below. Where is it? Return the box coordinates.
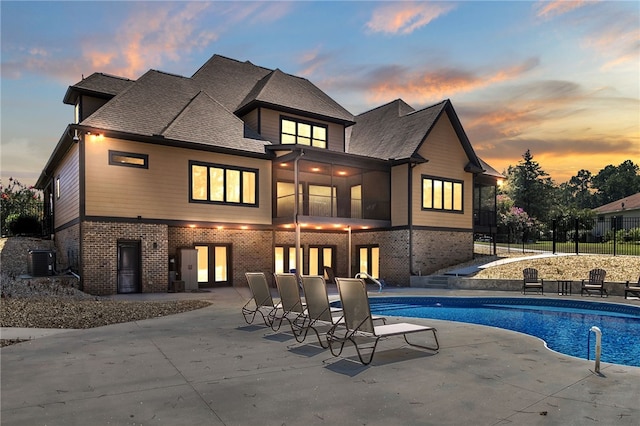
[36,54,501,295]
[592,192,640,239]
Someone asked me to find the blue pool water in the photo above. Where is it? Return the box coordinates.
[358,297,640,367]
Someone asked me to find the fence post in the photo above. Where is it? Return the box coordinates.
[575,218,579,255]
[612,216,617,256]
[552,219,556,254]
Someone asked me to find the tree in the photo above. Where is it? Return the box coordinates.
[591,160,640,206]
[504,150,556,222]
[0,178,43,236]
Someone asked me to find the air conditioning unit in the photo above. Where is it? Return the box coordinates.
[28,250,55,277]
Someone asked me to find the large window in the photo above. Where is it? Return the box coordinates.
[195,244,231,287]
[281,116,327,148]
[357,245,379,279]
[422,176,463,212]
[275,246,303,274]
[309,246,335,278]
[190,161,257,206]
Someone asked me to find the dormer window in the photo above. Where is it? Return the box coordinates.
[280,116,327,148]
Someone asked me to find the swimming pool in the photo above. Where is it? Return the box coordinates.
[360,297,640,367]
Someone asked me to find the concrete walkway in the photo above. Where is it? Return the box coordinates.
[1,287,639,425]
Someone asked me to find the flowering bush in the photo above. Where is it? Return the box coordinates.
[0,178,43,236]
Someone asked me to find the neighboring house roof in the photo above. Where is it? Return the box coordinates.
[349,99,483,173]
[593,192,640,214]
[63,72,135,105]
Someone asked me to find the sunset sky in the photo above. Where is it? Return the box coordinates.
[2,0,638,188]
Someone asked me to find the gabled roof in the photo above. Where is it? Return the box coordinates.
[349,99,483,172]
[81,69,268,153]
[235,68,354,124]
[63,72,135,105]
[593,192,640,214]
[191,55,272,112]
[82,70,200,136]
[162,91,267,153]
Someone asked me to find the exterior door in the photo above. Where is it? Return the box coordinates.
[195,244,232,287]
[117,240,141,293]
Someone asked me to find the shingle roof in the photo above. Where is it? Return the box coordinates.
[348,99,446,160]
[162,91,268,153]
[349,99,484,174]
[63,73,135,105]
[82,69,268,153]
[82,70,200,136]
[236,69,354,123]
[191,55,271,112]
[593,192,640,214]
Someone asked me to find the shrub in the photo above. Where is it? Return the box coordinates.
[8,215,42,236]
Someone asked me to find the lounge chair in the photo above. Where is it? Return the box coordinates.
[242,272,281,326]
[522,268,544,295]
[328,277,439,365]
[272,273,307,332]
[625,276,640,299]
[295,275,345,347]
[581,268,607,297]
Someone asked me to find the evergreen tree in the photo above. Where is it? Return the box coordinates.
[505,150,556,222]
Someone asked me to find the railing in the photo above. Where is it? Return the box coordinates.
[275,194,390,221]
[479,216,640,256]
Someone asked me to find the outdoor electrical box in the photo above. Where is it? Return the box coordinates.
[28,250,55,277]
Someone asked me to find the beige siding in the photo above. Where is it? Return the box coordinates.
[84,137,272,225]
[390,164,408,226]
[54,144,80,228]
[411,114,473,229]
[241,109,259,133]
[259,108,345,152]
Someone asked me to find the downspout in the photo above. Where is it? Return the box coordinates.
[293,150,305,273]
[408,161,418,275]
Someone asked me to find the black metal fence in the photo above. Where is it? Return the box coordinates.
[477,216,640,256]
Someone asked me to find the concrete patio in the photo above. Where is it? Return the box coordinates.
[1,287,639,425]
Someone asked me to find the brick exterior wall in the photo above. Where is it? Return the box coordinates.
[169,227,274,288]
[54,224,80,272]
[66,222,472,295]
[411,229,473,276]
[352,228,472,286]
[81,221,168,295]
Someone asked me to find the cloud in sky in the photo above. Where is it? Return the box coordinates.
[366,1,456,34]
[82,2,217,79]
[534,0,592,18]
[2,1,294,82]
[362,57,540,105]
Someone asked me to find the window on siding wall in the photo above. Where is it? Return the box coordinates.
[190,161,258,206]
[280,116,327,148]
[109,150,148,169]
[422,176,463,212]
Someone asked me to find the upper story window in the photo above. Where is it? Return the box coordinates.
[190,161,257,206]
[422,176,463,212]
[109,150,148,169]
[281,116,327,148]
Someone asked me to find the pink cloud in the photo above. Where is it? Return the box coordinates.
[82,2,217,79]
[366,1,456,34]
[534,0,593,18]
[366,58,539,104]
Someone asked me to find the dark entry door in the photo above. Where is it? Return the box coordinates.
[118,241,141,293]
